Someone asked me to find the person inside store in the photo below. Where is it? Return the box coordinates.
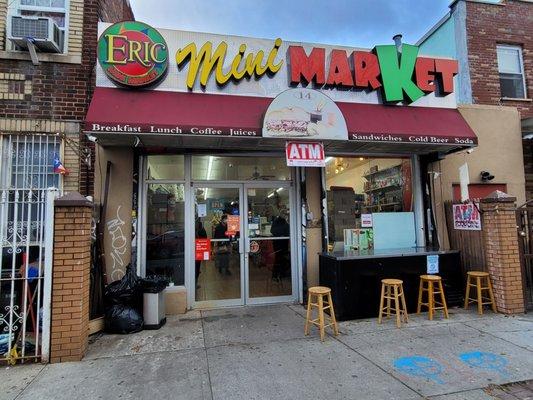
[270,210,290,281]
[214,214,231,276]
[195,219,207,287]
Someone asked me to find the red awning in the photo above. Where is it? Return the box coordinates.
[86,87,477,151]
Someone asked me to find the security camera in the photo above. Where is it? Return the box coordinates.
[86,134,98,143]
[480,171,494,182]
[466,148,475,154]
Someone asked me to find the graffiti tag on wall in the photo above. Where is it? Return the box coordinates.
[106,205,127,281]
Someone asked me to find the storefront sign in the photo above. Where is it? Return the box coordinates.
[427,255,439,274]
[195,238,211,261]
[97,21,169,87]
[285,141,325,167]
[96,22,458,107]
[263,89,348,140]
[453,203,481,231]
[361,214,373,228]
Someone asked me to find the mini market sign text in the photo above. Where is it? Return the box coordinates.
[98,21,459,103]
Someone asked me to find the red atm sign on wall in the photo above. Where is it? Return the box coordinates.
[286,141,325,167]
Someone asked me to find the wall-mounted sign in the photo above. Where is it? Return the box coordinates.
[96,22,458,107]
[97,21,169,88]
[285,141,325,167]
[263,89,348,140]
[453,203,481,231]
[195,238,211,261]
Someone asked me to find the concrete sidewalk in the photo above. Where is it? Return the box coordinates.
[2,305,532,400]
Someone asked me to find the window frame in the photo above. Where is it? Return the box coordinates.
[7,0,70,55]
[496,44,528,99]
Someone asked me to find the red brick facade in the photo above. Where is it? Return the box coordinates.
[466,0,533,118]
[480,195,525,314]
[0,0,133,197]
[50,199,93,363]
[465,0,533,202]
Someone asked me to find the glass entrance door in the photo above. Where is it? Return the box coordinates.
[193,183,294,307]
[244,185,294,303]
[194,186,243,306]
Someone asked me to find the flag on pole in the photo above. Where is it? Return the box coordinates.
[53,155,69,175]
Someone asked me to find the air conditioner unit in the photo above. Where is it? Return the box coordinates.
[8,15,64,53]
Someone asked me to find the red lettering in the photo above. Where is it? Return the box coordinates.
[435,59,458,94]
[415,57,436,93]
[326,50,354,86]
[353,51,381,90]
[289,46,325,85]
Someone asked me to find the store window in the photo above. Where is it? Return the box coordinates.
[192,156,291,181]
[497,45,527,99]
[325,157,414,251]
[145,183,185,285]
[0,134,61,243]
[146,155,185,180]
[7,0,69,53]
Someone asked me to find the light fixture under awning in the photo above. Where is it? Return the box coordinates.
[85,87,477,153]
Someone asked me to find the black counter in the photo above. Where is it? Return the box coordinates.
[319,248,463,321]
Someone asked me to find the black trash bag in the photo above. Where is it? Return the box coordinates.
[104,264,141,307]
[140,275,169,293]
[104,304,143,334]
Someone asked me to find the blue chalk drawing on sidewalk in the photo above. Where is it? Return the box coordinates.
[459,351,509,377]
[393,356,445,384]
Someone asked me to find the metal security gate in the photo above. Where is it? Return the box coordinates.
[0,134,62,364]
[517,200,533,310]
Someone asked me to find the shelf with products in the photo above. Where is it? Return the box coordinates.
[362,164,402,179]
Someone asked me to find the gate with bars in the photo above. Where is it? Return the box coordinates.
[517,200,533,310]
[0,134,62,364]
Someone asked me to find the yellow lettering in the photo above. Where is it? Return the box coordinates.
[229,44,247,80]
[175,38,284,88]
[106,34,128,64]
[128,41,150,67]
[266,38,283,73]
[150,43,167,64]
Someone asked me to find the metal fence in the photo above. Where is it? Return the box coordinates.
[517,201,533,310]
[0,188,58,364]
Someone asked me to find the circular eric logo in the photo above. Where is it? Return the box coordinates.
[97,21,169,88]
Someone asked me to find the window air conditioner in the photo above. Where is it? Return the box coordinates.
[8,15,64,53]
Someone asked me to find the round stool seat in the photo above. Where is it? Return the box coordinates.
[382,278,403,285]
[308,286,331,295]
[420,274,441,281]
[467,271,489,278]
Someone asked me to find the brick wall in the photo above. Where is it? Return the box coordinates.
[50,196,92,363]
[0,0,134,196]
[466,0,533,118]
[480,195,525,314]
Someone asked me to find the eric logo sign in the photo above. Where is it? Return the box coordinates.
[97,21,169,88]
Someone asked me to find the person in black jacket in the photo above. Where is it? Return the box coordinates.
[214,214,230,275]
[271,211,290,281]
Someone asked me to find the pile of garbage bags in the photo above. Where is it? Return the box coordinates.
[104,265,168,334]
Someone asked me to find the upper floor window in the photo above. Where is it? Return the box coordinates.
[497,45,527,99]
[19,0,67,27]
[7,0,69,54]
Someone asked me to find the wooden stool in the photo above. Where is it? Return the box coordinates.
[417,275,449,320]
[464,271,497,314]
[304,286,339,341]
[378,279,408,328]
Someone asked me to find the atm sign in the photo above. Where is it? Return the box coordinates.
[286,141,325,167]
